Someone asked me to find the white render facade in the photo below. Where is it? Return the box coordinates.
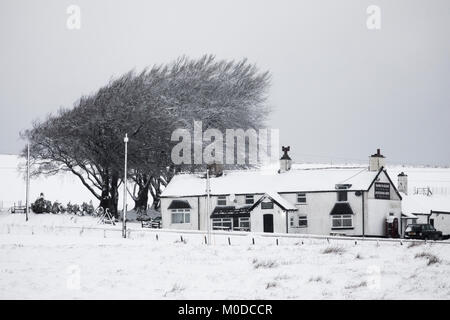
[161,150,404,238]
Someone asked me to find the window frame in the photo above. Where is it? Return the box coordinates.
[170,209,191,224]
[212,217,233,230]
[331,214,353,229]
[238,217,250,230]
[297,193,307,204]
[217,195,227,206]
[245,195,254,205]
[298,216,308,228]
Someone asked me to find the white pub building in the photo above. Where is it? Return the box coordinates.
[160,149,404,237]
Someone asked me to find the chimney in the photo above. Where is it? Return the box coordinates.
[397,172,408,195]
[279,146,292,173]
[207,162,223,177]
[369,148,385,171]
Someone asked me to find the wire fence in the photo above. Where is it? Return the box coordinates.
[1,223,449,246]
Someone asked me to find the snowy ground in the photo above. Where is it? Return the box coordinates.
[1,213,450,300]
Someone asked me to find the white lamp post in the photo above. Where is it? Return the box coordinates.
[25,143,30,222]
[122,134,129,239]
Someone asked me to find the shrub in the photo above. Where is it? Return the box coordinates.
[66,202,74,214]
[252,259,278,269]
[72,204,80,214]
[309,276,323,282]
[265,282,278,289]
[31,196,52,214]
[408,241,424,248]
[415,252,441,265]
[81,201,95,215]
[321,246,346,255]
[50,201,62,214]
[345,281,367,290]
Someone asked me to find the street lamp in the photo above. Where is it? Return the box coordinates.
[25,143,30,222]
[122,134,129,238]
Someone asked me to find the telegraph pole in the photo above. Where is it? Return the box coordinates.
[122,134,129,238]
[25,143,30,222]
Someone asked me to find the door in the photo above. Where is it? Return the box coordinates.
[263,214,274,233]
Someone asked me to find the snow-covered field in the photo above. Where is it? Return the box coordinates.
[1,213,450,300]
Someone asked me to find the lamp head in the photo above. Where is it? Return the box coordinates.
[124,134,129,143]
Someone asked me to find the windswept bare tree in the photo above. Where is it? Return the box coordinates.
[22,55,271,213]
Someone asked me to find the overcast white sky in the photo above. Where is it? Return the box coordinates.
[0,0,449,165]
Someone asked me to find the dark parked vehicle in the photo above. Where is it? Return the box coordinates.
[404,224,442,240]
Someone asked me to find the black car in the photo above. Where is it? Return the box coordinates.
[404,224,442,240]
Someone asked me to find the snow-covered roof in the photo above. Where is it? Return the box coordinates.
[401,192,450,215]
[401,211,418,219]
[162,167,381,197]
[261,191,297,211]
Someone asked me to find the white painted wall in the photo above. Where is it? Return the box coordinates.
[160,197,199,230]
[250,202,287,233]
[280,191,364,236]
[366,171,402,236]
[430,213,450,235]
[161,170,402,237]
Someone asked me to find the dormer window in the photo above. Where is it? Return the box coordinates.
[336,184,350,202]
[337,191,348,202]
[217,196,227,206]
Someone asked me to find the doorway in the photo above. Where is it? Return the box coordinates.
[263,214,274,233]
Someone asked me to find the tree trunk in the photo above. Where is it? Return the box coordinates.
[150,177,162,210]
[110,172,120,218]
[134,182,149,211]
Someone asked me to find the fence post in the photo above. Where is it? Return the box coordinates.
[180,235,184,243]
[252,238,255,245]
[228,237,231,246]
[276,238,279,246]
[156,234,159,241]
[204,235,207,245]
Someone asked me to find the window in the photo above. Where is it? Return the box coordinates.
[298,216,308,227]
[245,195,254,205]
[374,182,390,200]
[332,215,353,229]
[171,209,190,224]
[217,196,227,206]
[297,193,307,204]
[337,191,348,202]
[212,218,232,230]
[261,201,274,209]
[290,216,294,227]
[238,217,250,230]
